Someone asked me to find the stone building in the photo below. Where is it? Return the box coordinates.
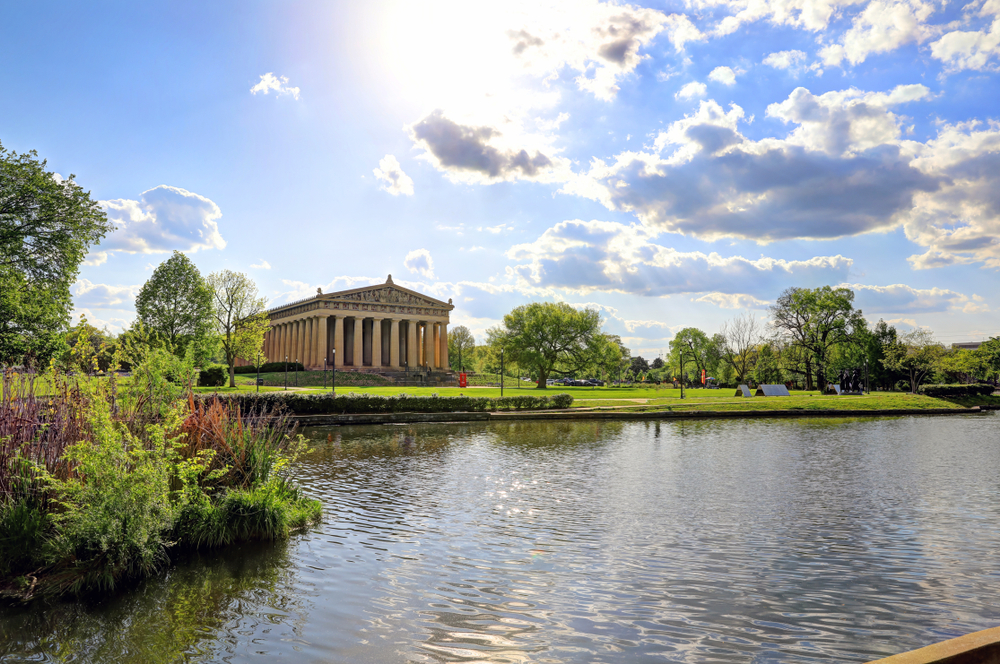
[263,275,454,373]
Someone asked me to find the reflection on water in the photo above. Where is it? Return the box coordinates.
[3,414,1000,663]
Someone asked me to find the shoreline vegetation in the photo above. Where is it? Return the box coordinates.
[0,366,321,602]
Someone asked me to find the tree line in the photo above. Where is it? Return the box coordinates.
[451,290,1000,392]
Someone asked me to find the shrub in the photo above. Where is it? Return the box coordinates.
[199,392,574,415]
[199,365,226,387]
[918,383,995,397]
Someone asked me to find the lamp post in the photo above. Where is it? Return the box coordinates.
[500,348,505,398]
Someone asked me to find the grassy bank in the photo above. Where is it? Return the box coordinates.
[0,369,320,601]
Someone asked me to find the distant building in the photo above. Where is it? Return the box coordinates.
[952,342,983,350]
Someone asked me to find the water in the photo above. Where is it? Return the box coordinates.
[3,414,1000,663]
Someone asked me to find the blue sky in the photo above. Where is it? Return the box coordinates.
[3,0,997,358]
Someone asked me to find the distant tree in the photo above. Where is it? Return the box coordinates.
[447,325,475,371]
[630,355,649,375]
[135,251,213,353]
[487,302,603,388]
[976,337,1000,382]
[0,142,113,365]
[882,329,946,394]
[650,357,664,370]
[720,312,762,383]
[206,270,269,387]
[770,286,865,390]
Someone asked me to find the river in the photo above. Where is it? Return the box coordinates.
[2,414,999,662]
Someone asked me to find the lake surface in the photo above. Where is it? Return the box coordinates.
[3,414,1000,663]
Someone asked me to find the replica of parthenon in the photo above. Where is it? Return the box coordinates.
[263,275,453,373]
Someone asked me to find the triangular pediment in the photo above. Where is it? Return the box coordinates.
[322,282,450,308]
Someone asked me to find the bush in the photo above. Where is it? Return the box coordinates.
[199,365,226,387]
[199,392,574,415]
[918,383,995,397]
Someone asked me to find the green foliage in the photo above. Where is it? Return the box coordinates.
[234,361,305,374]
[206,270,269,387]
[135,251,214,353]
[204,391,574,414]
[199,365,227,387]
[917,383,995,397]
[488,302,604,387]
[770,286,866,390]
[0,142,113,366]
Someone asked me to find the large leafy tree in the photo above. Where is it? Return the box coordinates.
[206,270,269,387]
[770,286,865,390]
[135,251,213,352]
[486,302,603,388]
[0,142,112,365]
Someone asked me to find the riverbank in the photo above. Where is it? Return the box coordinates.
[291,403,994,426]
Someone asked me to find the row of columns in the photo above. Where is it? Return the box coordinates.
[263,315,449,371]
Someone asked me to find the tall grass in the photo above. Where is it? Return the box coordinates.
[0,364,320,600]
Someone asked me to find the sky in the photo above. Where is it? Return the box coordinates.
[2,0,998,359]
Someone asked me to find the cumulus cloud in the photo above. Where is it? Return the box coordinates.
[94,186,226,263]
[708,66,739,85]
[250,73,300,99]
[373,155,415,196]
[251,260,271,270]
[930,1,1000,71]
[404,248,436,278]
[845,282,983,313]
[409,111,561,184]
[693,292,771,308]
[505,219,853,297]
[675,81,708,99]
[72,279,140,309]
[819,0,938,66]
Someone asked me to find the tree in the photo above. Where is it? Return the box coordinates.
[770,286,865,390]
[447,325,475,371]
[0,142,113,365]
[486,302,603,388]
[135,251,213,352]
[719,312,762,383]
[882,329,946,393]
[206,270,269,387]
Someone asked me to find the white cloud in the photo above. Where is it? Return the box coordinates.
[505,219,853,297]
[693,292,771,308]
[250,72,300,100]
[819,0,938,67]
[560,86,944,244]
[72,279,140,309]
[404,248,436,279]
[708,66,739,85]
[94,185,226,263]
[251,260,271,270]
[675,81,708,99]
[845,282,980,313]
[373,155,415,196]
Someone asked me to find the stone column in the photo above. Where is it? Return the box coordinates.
[303,318,312,369]
[407,319,418,369]
[353,317,364,368]
[389,319,400,369]
[440,323,449,370]
[333,316,344,368]
[316,316,328,368]
[371,318,382,368]
[423,321,434,369]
